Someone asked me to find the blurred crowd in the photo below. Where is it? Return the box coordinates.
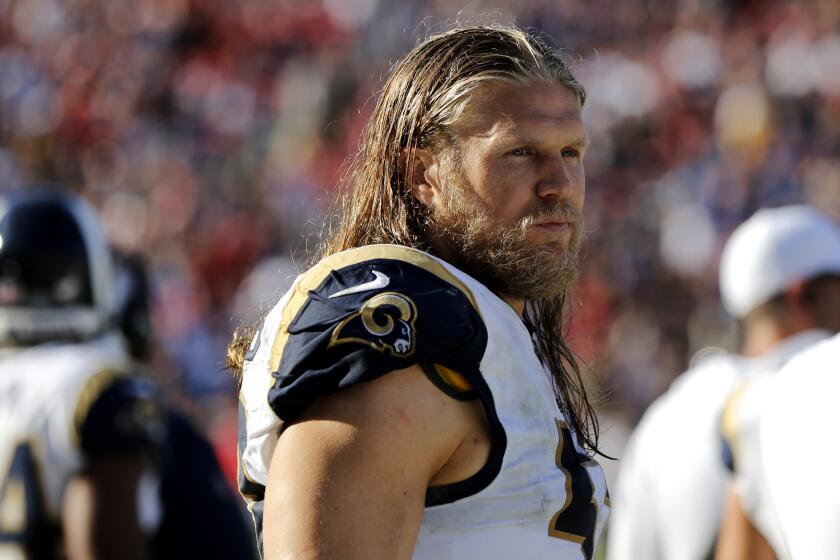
[2,0,839,482]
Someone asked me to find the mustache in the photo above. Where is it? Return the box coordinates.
[517,200,582,230]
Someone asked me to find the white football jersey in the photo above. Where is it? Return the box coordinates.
[238,244,609,559]
[0,335,130,527]
[608,330,829,560]
[719,330,831,558]
[607,353,746,560]
[761,333,840,560]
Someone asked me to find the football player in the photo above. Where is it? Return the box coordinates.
[714,206,840,560]
[229,25,610,560]
[760,333,840,560]
[607,353,745,560]
[608,205,840,560]
[0,189,163,559]
[112,251,256,559]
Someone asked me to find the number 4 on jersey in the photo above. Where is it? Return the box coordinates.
[0,442,51,557]
[548,419,600,560]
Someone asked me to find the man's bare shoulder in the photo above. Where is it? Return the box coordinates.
[285,363,487,472]
[262,363,489,560]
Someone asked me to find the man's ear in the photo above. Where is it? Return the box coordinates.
[400,147,441,208]
[784,281,808,306]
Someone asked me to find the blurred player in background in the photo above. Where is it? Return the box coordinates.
[608,205,840,560]
[0,188,255,559]
[230,24,609,560]
[760,332,840,560]
[0,189,162,559]
[715,207,840,560]
[112,251,256,560]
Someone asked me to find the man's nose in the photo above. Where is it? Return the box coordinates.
[535,156,579,201]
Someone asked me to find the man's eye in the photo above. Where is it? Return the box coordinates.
[562,148,580,159]
[509,147,532,157]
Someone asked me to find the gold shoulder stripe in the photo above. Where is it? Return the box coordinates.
[721,379,750,468]
[433,364,474,393]
[268,245,481,374]
[71,368,126,448]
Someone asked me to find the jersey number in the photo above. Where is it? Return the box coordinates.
[0,442,50,558]
[548,419,599,560]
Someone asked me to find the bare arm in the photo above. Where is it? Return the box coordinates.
[715,485,776,560]
[263,364,488,560]
[63,453,150,560]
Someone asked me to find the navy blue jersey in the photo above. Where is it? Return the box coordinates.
[152,410,255,559]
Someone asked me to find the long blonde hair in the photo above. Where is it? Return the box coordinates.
[322,24,586,256]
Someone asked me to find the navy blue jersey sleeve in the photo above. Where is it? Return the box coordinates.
[721,433,735,472]
[79,375,164,460]
[266,246,488,422]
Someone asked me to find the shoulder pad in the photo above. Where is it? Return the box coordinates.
[77,372,163,458]
[266,245,487,421]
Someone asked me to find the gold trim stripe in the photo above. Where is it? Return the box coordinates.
[548,528,586,544]
[268,245,481,375]
[71,369,125,448]
[434,364,474,393]
[721,379,750,469]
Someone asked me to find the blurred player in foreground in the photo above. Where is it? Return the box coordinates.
[715,206,840,560]
[760,332,840,560]
[229,24,609,560]
[608,205,840,560]
[0,189,162,559]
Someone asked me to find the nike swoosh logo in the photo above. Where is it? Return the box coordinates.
[329,270,390,299]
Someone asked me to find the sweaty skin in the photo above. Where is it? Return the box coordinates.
[263,365,490,560]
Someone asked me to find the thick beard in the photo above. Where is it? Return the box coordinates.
[426,175,583,300]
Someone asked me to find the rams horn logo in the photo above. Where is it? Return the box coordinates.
[329,292,418,356]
